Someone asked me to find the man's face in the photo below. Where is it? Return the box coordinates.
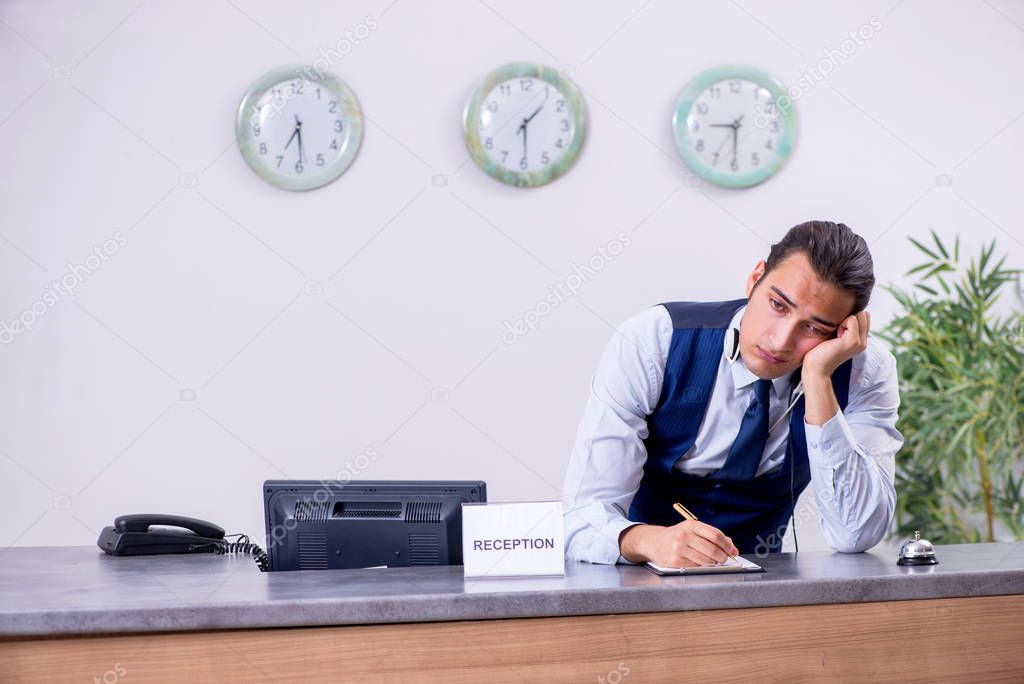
[739,251,856,379]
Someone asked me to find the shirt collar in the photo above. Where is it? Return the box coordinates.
[726,304,798,399]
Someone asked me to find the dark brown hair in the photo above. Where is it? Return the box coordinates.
[762,221,875,313]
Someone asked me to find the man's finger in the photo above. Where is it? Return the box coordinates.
[692,521,738,555]
[859,311,871,345]
[844,313,859,340]
[688,534,730,564]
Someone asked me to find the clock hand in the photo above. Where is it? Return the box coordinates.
[514,106,543,163]
[732,115,743,162]
[515,119,528,160]
[283,126,298,150]
[714,128,733,154]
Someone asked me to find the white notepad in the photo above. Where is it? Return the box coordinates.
[645,555,764,575]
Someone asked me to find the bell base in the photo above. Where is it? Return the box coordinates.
[897,556,938,566]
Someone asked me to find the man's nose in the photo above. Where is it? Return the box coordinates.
[768,321,800,353]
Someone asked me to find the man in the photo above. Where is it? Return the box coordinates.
[562,221,902,567]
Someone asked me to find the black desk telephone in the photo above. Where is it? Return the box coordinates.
[98,514,268,571]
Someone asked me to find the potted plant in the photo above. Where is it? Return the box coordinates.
[879,231,1023,544]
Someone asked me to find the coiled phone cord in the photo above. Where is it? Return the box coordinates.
[199,534,269,572]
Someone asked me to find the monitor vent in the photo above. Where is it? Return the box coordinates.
[297,533,328,570]
[294,500,330,522]
[406,501,442,523]
[332,501,402,518]
[408,533,441,565]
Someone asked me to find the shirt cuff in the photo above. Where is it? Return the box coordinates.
[804,408,858,469]
[602,519,642,565]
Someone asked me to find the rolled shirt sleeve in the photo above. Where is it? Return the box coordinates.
[562,307,668,564]
[805,338,903,553]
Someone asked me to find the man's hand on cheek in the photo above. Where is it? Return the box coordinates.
[802,310,870,378]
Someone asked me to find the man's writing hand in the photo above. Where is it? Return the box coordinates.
[620,521,739,567]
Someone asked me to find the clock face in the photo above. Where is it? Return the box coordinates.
[672,66,796,188]
[463,63,586,188]
[236,66,363,191]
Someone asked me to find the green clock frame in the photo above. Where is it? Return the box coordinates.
[462,62,586,188]
[235,65,364,191]
[672,64,797,189]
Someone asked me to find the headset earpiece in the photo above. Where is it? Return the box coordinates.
[724,328,740,363]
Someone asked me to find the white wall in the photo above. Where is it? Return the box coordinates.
[2,0,1022,553]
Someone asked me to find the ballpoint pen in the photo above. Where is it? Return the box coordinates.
[673,502,741,565]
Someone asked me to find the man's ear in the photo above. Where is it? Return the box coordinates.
[745,260,767,298]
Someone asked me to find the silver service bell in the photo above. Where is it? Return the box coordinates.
[897,530,938,566]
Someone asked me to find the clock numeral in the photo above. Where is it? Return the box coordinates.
[708,86,721,99]
[695,139,704,152]
[487,101,498,113]
[271,88,282,98]
[712,152,720,166]
[560,119,570,132]
[729,80,742,93]
[519,156,528,170]
[555,138,563,149]
[330,139,339,150]
[259,142,267,155]
[730,159,739,172]
[292,80,304,95]
[295,162,304,174]
[541,151,550,165]
[328,101,337,113]
[751,152,760,166]
[696,103,708,115]
[690,120,700,132]
[484,137,493,150]
[315,87,321,100]
[252,124,261,137]
[499,83,511,96]
[334,120,344,132]
[500,150,508,163]
[519,79,533,92]
[317,153,325,166]
[770,121,780,133]
[275,155,284,168]
[556,100,565,113]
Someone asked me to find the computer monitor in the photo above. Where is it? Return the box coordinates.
[262,479,487,572]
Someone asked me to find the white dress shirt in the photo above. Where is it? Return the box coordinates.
[562,304,903,564]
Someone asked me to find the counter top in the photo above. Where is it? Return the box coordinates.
[2,542,1022,636]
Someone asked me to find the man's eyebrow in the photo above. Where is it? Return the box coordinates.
[768,286,839,328]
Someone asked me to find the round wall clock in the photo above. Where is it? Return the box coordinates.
[462,63,586,188]
[235,65,363,191]
[672,65,797,189]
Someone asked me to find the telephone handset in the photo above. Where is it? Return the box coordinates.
[98,513,268,571]
[113,513,225,540]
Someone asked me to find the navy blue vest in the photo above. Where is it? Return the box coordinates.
[627,299,853,555]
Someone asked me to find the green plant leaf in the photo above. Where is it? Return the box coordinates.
[909,236,940,260]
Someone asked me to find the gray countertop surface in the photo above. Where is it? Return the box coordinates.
[1,542,1022,636]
